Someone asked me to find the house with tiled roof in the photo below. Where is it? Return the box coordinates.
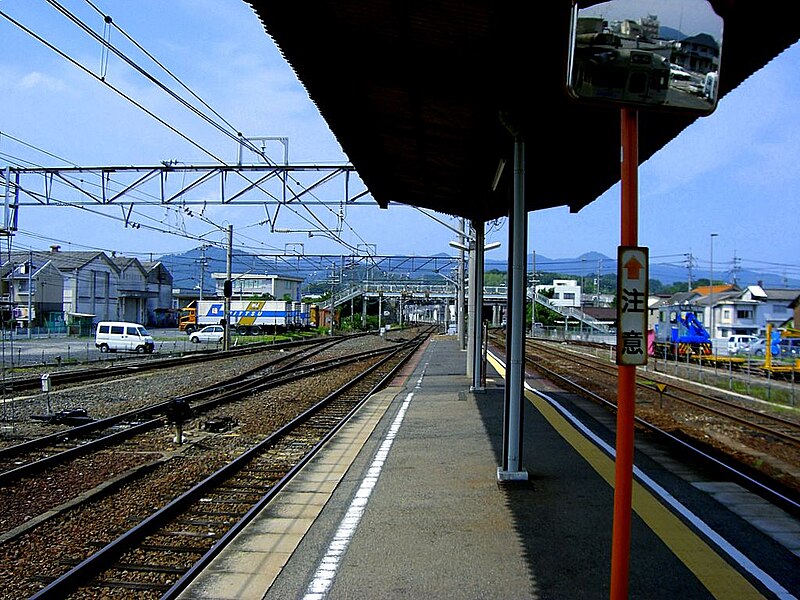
[656,283,800,341]
[753,287,800,332]
[1,246,176,331]
[112,255,149,324]
[142,261,175,327]
[0,253,64,330]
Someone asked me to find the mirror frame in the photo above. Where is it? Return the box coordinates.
[566,0,723,115]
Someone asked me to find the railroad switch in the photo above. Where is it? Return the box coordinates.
[30,408,93,425]
[203,416,237,433]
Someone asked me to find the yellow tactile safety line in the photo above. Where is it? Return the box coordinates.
[487,353,767,600]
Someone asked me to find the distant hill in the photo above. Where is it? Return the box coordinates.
[659,26,685,41]
[162,247,799,291]
[485,251,799,288]
[160,246,304,293]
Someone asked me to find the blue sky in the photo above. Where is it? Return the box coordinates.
[1,1,798,284]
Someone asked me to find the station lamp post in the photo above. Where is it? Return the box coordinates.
[450,235,500,388]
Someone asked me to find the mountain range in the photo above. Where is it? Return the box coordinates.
[160,247,799,292]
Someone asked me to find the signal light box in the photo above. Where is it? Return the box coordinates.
[616,246,649,366]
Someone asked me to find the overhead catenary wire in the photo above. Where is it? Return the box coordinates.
[47,0,371,250]
[0,131,265,246]
[2,5,371,254]
[1,137,357,256]
[82,0,248,154]
[46,0,271,162]
[0,8,231,165]
[1,8,325,245]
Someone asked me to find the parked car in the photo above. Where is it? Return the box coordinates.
[742,338,766,356]
[727,334,759,354]
[742,337,799,357]
[95,321,155,354]
[189,325,225,344]
[778,338,800,356]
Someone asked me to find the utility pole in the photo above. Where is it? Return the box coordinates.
[27,250,33,339]
[530,250,537,337]
[731,252,741,286]
[710,233,718,339]
[199,245,208,302]
[224,226,232,351]
[457,218,466,349]
[684,252,695,291]
[596,259,602,307]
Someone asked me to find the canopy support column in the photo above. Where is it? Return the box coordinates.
[499,136,528,482]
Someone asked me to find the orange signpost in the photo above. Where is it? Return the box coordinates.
[610,107,639,600]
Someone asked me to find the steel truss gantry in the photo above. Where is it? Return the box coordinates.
[1,163,375,232]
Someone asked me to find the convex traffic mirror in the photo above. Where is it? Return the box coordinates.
[567,0,723,114]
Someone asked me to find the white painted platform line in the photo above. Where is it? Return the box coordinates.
[303,365,428,600]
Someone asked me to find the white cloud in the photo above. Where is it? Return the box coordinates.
[16,71,67,92]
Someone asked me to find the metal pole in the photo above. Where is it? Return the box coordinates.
[710,233,718,339]
[3,166,10,232]
[224,225,232,351]
[458,218,467,350]
[471,223,485,391]
[610,107,638,600]
[466,224,477,378]
[199,246,206,302]
[531,251,536,337]
[499,136,528,481]
[27,250,33,339]
[362,292,367,329]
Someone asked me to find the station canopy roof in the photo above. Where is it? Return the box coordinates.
[246,1,800,222]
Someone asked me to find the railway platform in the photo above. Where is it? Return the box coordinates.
[178,334,800,600]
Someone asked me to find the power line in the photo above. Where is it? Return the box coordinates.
[0,8,230,165]
[82,0,246,149]
[0,130,79,166]
[63,2,370,248]
[2,5,372,254]
[0,132,243,244]
[46,0,267,159]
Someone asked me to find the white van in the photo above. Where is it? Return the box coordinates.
[95,321,155,354]
[727,334,759,354]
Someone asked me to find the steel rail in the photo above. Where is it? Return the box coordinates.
[2,333,343,394]
[515,348,800,517]
[161,329,430,599]
[29,331,428,599]
[0,338,391,485]
[523,338,800,448]
[0,337,342,463]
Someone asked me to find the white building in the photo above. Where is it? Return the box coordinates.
[535,279,582,308]
[211,273,304,302]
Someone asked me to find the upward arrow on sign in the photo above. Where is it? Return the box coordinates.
[623,256,643,280]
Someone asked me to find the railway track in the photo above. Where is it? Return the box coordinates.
[525,339,800,449]
[487,332,800,511]
[559,335,799,380]
[0,333,347,395]
[0,336,352,486]
[0,327,432,599]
